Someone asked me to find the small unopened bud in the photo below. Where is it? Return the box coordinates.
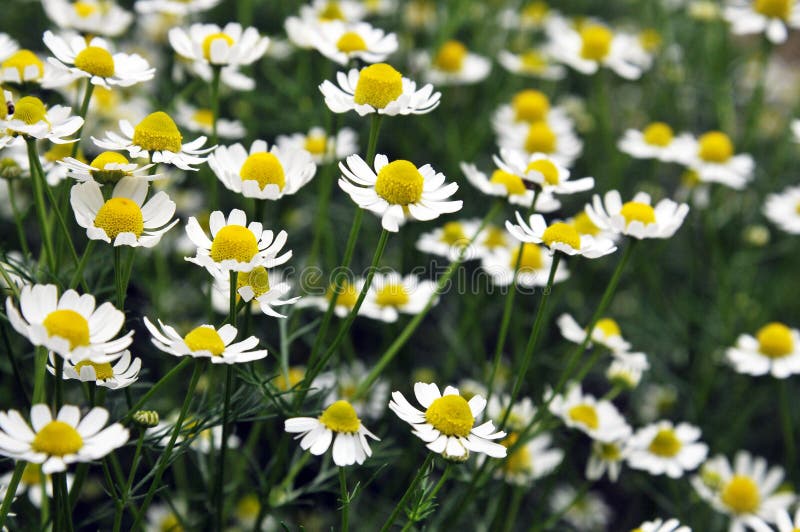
[132,410,160,428]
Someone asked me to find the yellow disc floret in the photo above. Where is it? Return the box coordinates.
[642,122,674,147]
[520,50,547,73]
[619,201,656,226]
[511,243,543,270]
[90,151,130,184]
[32,421,83,456]
[521,1,549,23]
[434,40,467,72]
[184,326,225,355]
[275,366,304,391]
[327,281,359,308]
[192,109,214,128]
[375,284,410,307]
[483,226,508,249]
[1,50,44,81]
[580,25,613,61]
[375,160,424,205]
[202,33,234,61]
[21,463,42,485]
[132,112,183,153]
[500,433,532,474]
[74,46,115,77]
[304,134,327,155]
[568,404,599,430]
[43,309,90,349]
[698,131,734,163]
[639,29,662,52]
[754,0,791,19]
[73,1,97,17]
[441,222,467,245]
[524,122,557,154]
[512,89,550,123]
[572,211,600,236]
[74,360,115,380]
[721,475,761,514]
[542,222,581,249]
[337,31,367,53]
[319,400,361,433]
[490,169,527,196]
[598,442,621,460]
[12,96,48,125]
[238,267,270,298]
[240,152,286,191]
[94,197,144,239]
[318,1,345,20]
[425,394,474,437]
[756,322,794,358]
[525,158,559,185]
[595,318,621,337]
[210,225,259,263]
[648,428,682,457]
[353,63,403,109]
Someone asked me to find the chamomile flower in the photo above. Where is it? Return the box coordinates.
[312,361,389,419]
[415,219,485,261]
[0,463,72,508]
[285,1,366,50]
[143,318,268,364]
[276,126,358,165]
[338,154,462,232]
[93,111,214,171]
[175,101,245,139]
[415,39,491,86]
[310,21,398,65]
[43,31,155,89]
[497,48,566,80]
[320,62,441,116]
[671,131,754,189]
[493,432,564,486]
[145,503,185,532]
[586,439,629,482]
[1,49,46,84]
[284,400,379,466]
[691,451,794,532]
[296,278,367,318]
[6,284,132,363]
[498,1,563,30]
[0,96,83,148]
[480,242,570,288]
[0,404,129,473]
[460,161,559,209]
[550,486,613,531]
[59,151,158,185]
[389,383,507,460]
[42,0,133,37]
[185,209,292,274]
[208,140,316,200]
[547,382,632,442]
[168,23,270,67]
[627,420,708,478]
[494,149,593,195]
[776,508,800,532]
[607,356,647,389]
[495,122,584,169]
[763,184,800,234]
[70,177,179,247]
[586,190,690,239]
[506,212,617,258]
[47,350,140,389]
[211,267,300,318]
[492,89,576,132]
[618,122,682,162]
[556,313,632,353]
[726,322,800,378]
[148,417,239,454]
[724,0,800,43]
[135,0,221,16]
[634,518,692,532]
[486,396,537,433]
[361,271,438,322]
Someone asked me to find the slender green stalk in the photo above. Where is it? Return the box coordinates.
[339,467,349,532]
[0,461,24,528]
[121,358,192,423]
[32,346,48,404]
[26,139,56,274]
[70,80,95,158]
[114,247,125,309]
[229,271,238,327]
[69,241,95,289]
[54,356,64,410]
[58,472,74,532]
[214,364,235,531]
[0,324,30,406]
[742,37,773,149]
[401,464,452,532]
[7,181,30,257]
[113,429,146,532]
[379,454,433,532]
[502,487,524,532]
[208,66,222,210]
[779,379,795,475]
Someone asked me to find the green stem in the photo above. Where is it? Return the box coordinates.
[229,271,238,328]
[70,80,94,158]
[208,66,222,210]
[27,139,56,275]
[69,240,95,289]
[113,430,145,532]
[379,454,433,532]
[54,356,64,410]
[402,464,452,532]
[7,181,30,257]
[32,346,48,404]
[780,379,795,476]
[0,461,24,528]
[339,467,349,532]
[58,472,74,532]
[502,487,524,532]
[214,364,235,531]
[114,247,125,309]
[121,358,192,423]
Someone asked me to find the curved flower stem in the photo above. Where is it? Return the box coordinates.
[379,454,434,532]
[779,379,795,475]
[214,364,235,531]
[339,467,349,532]
[0,461,24,528]
[401,463,452,532]
[121,358,192,423]
[7,181,30,257]
[70,80,95,158]
[32,346,48,404]
[26,139,56,275]
[69,240,95,289]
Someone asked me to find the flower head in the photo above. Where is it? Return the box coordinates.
[671,131,754,189]
[361,271,438,323]
[211,267,300,318]
[59,151,158,184]
[1,95,83,147]
[1,49,46,84]
[48,350,140,389]
[42,0,133,37]
[169,23,270,66]
[726,322,800,378]
[494,149,594,195]
[309,21,398,66]
[724,0,800,43]
[764,184,800,234]
[480,242,570,288]
[506,212,616,258]
[556,313,632,353]
[618,122,682,162]
[547,382,632,442]
[415,39,492,86]
[460,161,561,209]
[586,190,690,239]
[627,420,708,478]
[144,318,267,364]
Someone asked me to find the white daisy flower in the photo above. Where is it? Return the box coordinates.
[486,395,537,433]
[93,111,214,171]
[70,177,179,248]
[480,242,570,288]
[671,131,754,189]
[618,122,682,162]
[0,463,72,508]
[285,1,366,49]
[47,350,140,389]
[6,284,132,363]
[492,431,563,486]
[169,23,270,67]
[360,271,438,323]
[497,2,563,30]
[691,451,795,532]
[492,89,578,131]
[460,161,561,209]
[506,212,617,258]
[1,49,46,84]
[145,503,185,532]
[495,122,584,169]
[763,184,800,234]
[547,382,632,442]
[135,0,221,16]
[626,420,708,478]
[0,404,129,473]
[414,40,492,86]
[338,154,462,232]
[586,190,690,239]
[637,384,679,424]
[42,0,133,37]
[276,126,358,165]
[184,208,292,274]
[549,486,613,531]
[309,20,398,66]
[607,356,648,389]
[143,318,268,364]
[211,267,300,318]
[726,322,800,378]
[320,62,441,116]
[175,101,245,139]
[494,149,594,196]
[415,219,486,262]
[634,518,692,532]
[586,439,629,482]
[0,96,83,148]
[208,140,316,200]
[389,383,507,460]
[312,360,389,419]
[776,508,800,532]
[148,417,239,454]
[59,151,158,185]
[724,0,800,43]
[284,400,379,466]
[42,31,155,89]
[296,278,367,318]
[497,48,566,80]
[556,313,632,353]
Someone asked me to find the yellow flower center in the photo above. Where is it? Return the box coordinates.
[483,226,508,249]
[521,1,549,23]
[240,152,286,191]
[642,122,674,147]
[304,134,327,155]
[512,89,550,123]
[375,283,410,307]
[542,222,581,249]
[12,96,48,125]
[90,151,130,184]
[43,309,90,349]
[275,367,305,391]
[595,317,621,337]
[525,158,559,185]
[639,29,662,52]
[721,475,761,514]
[183,326,225,355]
[619,201,656,226]
[756,322,794,358]
[648,428,682,457]
[568,404,599,430]
[524,122,557,154]
[45,142,82,163]
[425,394,474,437]
[572,211,600,236]
[202,32,234,61]
[500,433,532,474]
[74,359,115,380]
[598,442,621,460]
[490,169,527,196]
[1,50,44,80]
[73,1,97,17]
[337,31,367,53]
[159,513,183,532]
[327,281,359,308]
[74,46,115,77]
[580,25,613,61]
[434,40,467,72]
[210,225,259,263]
[754,0,791,19]
[32,421,84,456]
[698,131,734,163]
[192,109,214,128]
[318,1,345,20]
[441,221,467,245]
[237,267,270,298]
[236,494,261,520]
[353,63,403,109]
[21,463,42,485]
[795,201,800,215]
[319,400,361,433]
[132,111,183,153]
[94,197,144,239]
[511,243,543,270]
[374,160,424,205]
[520,50,547,73]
